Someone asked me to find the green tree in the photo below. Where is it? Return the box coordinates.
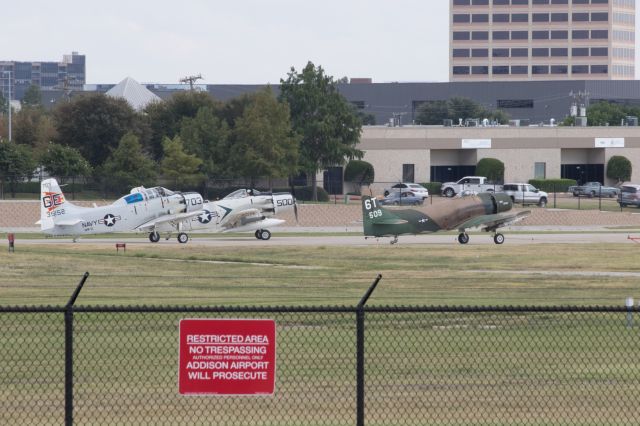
[448,97,483,121]
[21,85,42,108]
[13,108,57,157]
[179,106,231,178]
[476,158,505,183]
[100,133,157,194]
[144,91,221,160]
[279,62,363,200]
[587,102,627,126]
[607,155,632,183]
[230,87,298,187]
[344,160,374,194]
[415,100,449,125]
[40,143,92,182]
[52,93,139,167]
[160,136,204,189]
[0,141,37,198]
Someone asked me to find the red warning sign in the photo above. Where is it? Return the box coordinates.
[179,319,276,395]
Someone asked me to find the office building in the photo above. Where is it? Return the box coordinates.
[0,52,85,100]
[450,0,635,81]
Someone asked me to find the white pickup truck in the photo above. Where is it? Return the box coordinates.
[502,183,548,207]
[441,176,502,198]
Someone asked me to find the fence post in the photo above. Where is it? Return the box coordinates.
[356,274,382,426]
[65,272,90,426]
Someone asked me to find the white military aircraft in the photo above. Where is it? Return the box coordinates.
[37,178,205,243]
[149,188,297,241]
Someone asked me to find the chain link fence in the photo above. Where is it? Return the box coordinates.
[3,302,640,424]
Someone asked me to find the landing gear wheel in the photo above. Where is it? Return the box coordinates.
[255,230,262,239]
[457,232,469,244]
[149,231,160,243]
[259,229,271,241]
[493,233,505,245]
[177,233,189,244]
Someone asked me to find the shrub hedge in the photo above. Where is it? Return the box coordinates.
[528,178,577,192]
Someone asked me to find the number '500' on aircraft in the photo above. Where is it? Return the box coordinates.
[37,178,204,243]
[361,193,530,245]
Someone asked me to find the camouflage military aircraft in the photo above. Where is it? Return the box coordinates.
[362,192,530,244]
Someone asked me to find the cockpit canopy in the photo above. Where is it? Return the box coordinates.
[224,189,264,199]
[129,186,175,199]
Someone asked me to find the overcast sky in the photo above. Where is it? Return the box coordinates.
[1,0,638,84]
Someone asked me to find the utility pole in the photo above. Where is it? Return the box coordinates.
[179,74,203,90]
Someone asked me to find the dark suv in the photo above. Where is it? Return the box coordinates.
[619,184,640,207]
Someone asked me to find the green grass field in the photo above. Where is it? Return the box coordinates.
[3,240,640,424]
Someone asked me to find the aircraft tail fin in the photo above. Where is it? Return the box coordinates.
[361,196,406,236]
[39,178,82,230]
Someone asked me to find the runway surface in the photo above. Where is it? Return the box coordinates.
[18,231,640,247]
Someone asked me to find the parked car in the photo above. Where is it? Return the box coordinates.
[380,191,424,206]
[502,183,548,207]
[383,183,429,199]
[441,176,502,198]
[572,182,619,198]
[618,184,640,207]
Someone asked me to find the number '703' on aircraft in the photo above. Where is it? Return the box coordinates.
[361,192,530,244]
[37,178,205,243]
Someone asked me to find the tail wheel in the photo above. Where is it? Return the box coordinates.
[177,233,189,244]
[259,229,271,240]
[149,232,160,243]
[493,233,505,244]
[457,232,469,244]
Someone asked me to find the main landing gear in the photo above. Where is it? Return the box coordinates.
[149,231,160,243]
[456,232,506,245]
[255,229,271,240]
[149,231,189,244]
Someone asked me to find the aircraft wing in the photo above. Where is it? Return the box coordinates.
[457,210,531,233]
[135,211,203,231]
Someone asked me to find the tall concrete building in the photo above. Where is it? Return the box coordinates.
[0,52,85,100]
[450,0,635,81]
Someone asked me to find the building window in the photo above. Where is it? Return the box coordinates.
[472,14,489,23]
[512,0,529,4]
[572,0,588,3]
[493,48,510,57]
[453,49,470,57]
[472,31,489,40]
[533,0,550,4]
[551,65,568,74]
[591,12,609,22]
[572,13,589,22]
[551,30,568,39]
[534,162,546,179]
[512,13,528,22]
[454,0,471,4]
[533,13,550,22]
[493,31,510,40]
[533,30,549,40]
[493,0,509,4]
[572,47,589,56]
[511,30,528,39]
[493,13,510,22]
[403,164,415,183]
[453,14,471,23]
[551,48,568,56]
[498,99,534,108]
[453,31,471,40]
[572,65,589,73]
[590,30,608,39]
[551,13,568,22]
[473,0,490,4]
[551,0,568,3]
[472,48,489,57]
[532,48,549,57]
[453,66,470,75]
[511,65,529,74]
[472,66,489,74]
[572,30,589,39]
[591,47,608,56]
[532,65,550,74]
[493,65,510,74]
[592,0,608,3]
[591,65,608,74]
[511,48,528,57]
